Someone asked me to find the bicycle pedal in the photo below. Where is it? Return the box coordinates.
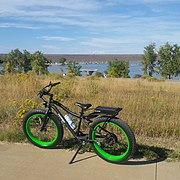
[82,141,86,145]
[78,135,88,140]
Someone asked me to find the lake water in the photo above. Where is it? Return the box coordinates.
[48,61,155,78]
[1,61,179,79]
[0,62,143,77]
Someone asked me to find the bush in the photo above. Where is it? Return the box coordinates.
[141,76,165,82]
[134,74,142,78]
[107,59,130,78]
[94,71,104,78]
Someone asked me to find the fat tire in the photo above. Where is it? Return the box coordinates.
[23,109,63,148]
[89,117,136,163]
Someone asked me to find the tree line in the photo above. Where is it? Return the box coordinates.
[0,49,49,75]
[107,42,180,79]
[0,42,180,79]
[0,49,83,76]
[142,42,180,79]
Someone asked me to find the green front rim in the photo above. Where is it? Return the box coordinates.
[26,114,58,146]
[92,122,130,160]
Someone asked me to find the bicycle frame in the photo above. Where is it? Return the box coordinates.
[40,91,119,144]
[41,93,94,141]
[52,101,88,138]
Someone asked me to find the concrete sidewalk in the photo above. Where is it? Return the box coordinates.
[0,142,179,180]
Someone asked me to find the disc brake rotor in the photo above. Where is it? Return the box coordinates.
[104,133,118,146]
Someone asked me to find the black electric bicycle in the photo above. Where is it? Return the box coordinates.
[23,82,136,164]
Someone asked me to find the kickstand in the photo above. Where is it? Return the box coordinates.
[69,141,85,164]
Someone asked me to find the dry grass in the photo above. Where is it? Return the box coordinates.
[0,73,180,160]
[68,77,180,139]
[0,73,180,138]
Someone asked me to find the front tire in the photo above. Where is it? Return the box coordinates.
[89,117,135,163]
[23,109,63,148]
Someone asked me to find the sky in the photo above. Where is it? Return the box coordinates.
[0,0,180,54]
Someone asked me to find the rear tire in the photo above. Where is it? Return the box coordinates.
[89,117,135,163]
[23,109,63,148]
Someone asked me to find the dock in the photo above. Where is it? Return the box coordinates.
[80,69,98,76]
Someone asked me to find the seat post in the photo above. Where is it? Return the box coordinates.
[76,108,84,135]
[80,108,84,116]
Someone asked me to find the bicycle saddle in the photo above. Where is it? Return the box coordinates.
[74,102,92,110]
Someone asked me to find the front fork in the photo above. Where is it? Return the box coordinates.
[40,108,51,132]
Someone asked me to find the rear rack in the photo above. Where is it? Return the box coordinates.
[94,106,122,115]
[85,106,123,119]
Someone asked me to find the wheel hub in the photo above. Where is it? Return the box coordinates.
[105,133,118,146]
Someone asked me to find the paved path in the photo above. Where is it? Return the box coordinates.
[0,142,180,180]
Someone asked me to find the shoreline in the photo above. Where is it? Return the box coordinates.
[44,54,143,63]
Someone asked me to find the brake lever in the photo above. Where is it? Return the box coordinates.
[37,89,48,97]
[38,81,60,97]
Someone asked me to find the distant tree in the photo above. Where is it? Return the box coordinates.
[3,49,25,72]
[158,43,180,79]
[2,49,29,73]
[107,59,130,78]
[1,49,49,74]
[141,43,157,76]
[2,54,13,73]
[66,61,81,76]
[12,49,25,72]
[23,50,32,72]
[58,58,66,65]
[2,51,18,73]
[0,57,3,64]
[31,51,49,75]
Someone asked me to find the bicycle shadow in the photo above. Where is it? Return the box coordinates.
[111,144,173,166]
[55,138,173,165]
[122,144,172,166]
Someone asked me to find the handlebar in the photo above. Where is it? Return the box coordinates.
[38,81,60,97]
[44,81,61,88]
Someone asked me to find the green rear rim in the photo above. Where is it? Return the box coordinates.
[92,121,130,160]
[26,114,58,146]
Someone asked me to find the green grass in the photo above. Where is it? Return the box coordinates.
[0,127,25,142]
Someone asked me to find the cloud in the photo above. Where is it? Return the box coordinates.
[0,0,100,12]
[39,36,75,41]
[141,0,179,3]
[105,0,180,4]
[81,37,146,49]
[148,32,180,44]
[0,0,179,30]
[41,44,61,51]
[0,22,40,29]
[0,0,101,29]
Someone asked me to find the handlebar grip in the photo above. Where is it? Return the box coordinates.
[38,82,60,97]
[38,89,48,97]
